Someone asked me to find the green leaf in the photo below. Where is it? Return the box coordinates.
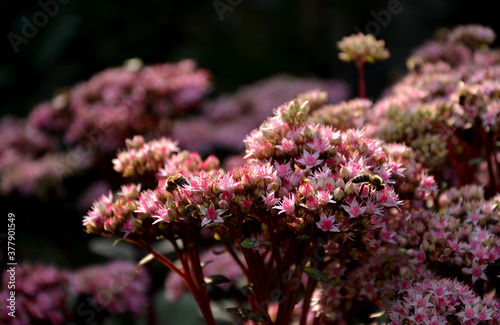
[304,267,330,284]
[203,274,231,286]
[468,157,484,165]
[259,241,272,247]
[226,307,265,322]
[296,235,310,240]
[241,238,261,249]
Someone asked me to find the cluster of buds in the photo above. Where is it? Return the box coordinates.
[337,33,389,98]
[112,135,180,178]
[307,98,371,130]
[337,33,390,64]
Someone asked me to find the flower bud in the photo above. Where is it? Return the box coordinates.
[303,126,313,139]
[262,129,274,140]
[359,141,368,154]
[333,188,344,201]
[219,199,229,209]
[281,110,291,122]
[296,111,307,122]
[299,100,310,116]
[344,182,354,195]
[288,100,298,117]
[339,166,350,180]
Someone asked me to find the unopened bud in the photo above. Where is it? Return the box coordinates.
[296,111,306,122]
[262,129,274,139]
[299,100,310,115]
[359,141,368,154]
[344,183,354,195]
[304,126,313,139]
[339,166,350,180]
[288,101,298,117]
[281,110,291,122]
[333,188,344,201]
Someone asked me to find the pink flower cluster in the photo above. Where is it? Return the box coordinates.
[349,24,500,195]
[70,260,150,315]
[79,24,500,325]
[0,263,70,325]
[0,59,210,197]
[0,261,150,325]
[84,91,435,324]
[387,278,500,324]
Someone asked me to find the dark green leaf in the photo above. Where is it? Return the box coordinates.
[304,267,330,284]
[241,238,261,249]
[259,240,271,247]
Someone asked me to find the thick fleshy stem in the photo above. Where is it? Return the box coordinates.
[484,131,498,196]
[136,239,217,325]
[356,60,366,99]
[275,238,314,325]
[299,274,317,325]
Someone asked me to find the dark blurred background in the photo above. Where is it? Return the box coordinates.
[2,0,500,118]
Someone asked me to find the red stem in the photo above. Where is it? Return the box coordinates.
[483,129,498,195]
[137,240,216,325]
[356,60,366,99]
[299,269,318,325]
